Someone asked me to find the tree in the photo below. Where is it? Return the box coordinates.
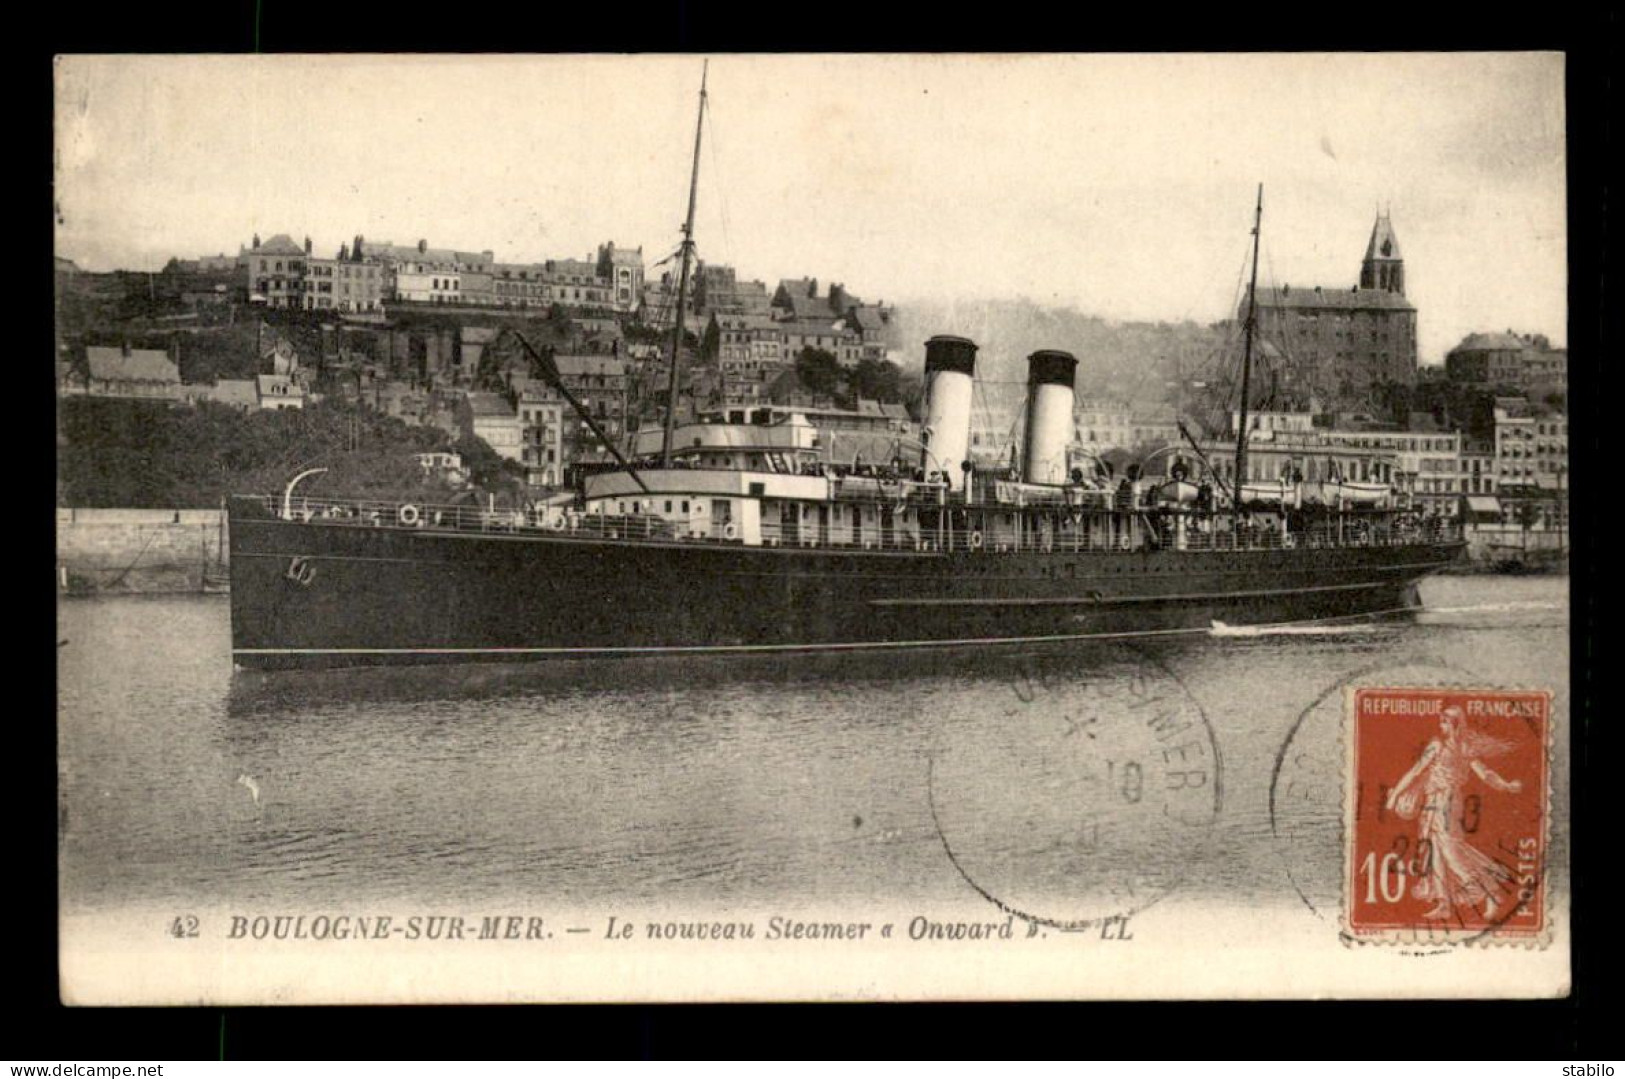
[57,397,460,508]
[452,434,525,495]
[848,358,905,403]
[794,347,842,399]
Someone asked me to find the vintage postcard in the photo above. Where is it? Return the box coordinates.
[55,52,1571,1002]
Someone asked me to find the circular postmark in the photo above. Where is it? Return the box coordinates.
[927,641,1222,930]
[1269,657,1552,953]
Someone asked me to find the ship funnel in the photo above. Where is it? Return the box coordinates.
[1022,349,1078,484]
[920,335,978,489]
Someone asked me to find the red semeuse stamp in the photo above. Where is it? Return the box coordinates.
[1345,687,1550,943]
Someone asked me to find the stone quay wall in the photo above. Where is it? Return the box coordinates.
[56,508,229,594]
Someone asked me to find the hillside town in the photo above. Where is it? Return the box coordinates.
[56,207,1568,571]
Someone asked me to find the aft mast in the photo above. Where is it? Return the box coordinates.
[1233,183,1263,514]
[660,60,709,468]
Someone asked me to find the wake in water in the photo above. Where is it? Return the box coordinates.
[1207,593,1568,638]
[1422,600,1567,615]
[1208,620,1379,638]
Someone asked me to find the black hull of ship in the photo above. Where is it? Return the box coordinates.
[228,500,1463,670]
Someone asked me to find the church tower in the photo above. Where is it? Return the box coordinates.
[1359,211,1405,295]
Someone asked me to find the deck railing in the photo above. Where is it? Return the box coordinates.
[242,494,1461,555]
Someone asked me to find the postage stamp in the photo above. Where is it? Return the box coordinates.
[1344,686,1552,944]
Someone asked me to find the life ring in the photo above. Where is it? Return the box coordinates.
[549,515,566,531]
[723,522,739,541]
[398,504,421,527]
[968,531,984,551]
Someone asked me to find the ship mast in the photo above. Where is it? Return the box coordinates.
[660,60,708,468]
[1233,183,1263,513]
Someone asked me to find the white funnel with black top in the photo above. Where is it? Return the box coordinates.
[920,335,978,490]
[1022,349,1078,484]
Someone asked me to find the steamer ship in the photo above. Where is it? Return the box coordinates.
[226,68,1464,670]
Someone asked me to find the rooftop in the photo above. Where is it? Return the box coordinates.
[256,374,303,396]
[464,391,515,418]
[251,234,306,257]
[211,379,258,407]
[553,355,626,378]
[1450,332,1531,354]
[85,346,180,384]
[1251,284,1415,312]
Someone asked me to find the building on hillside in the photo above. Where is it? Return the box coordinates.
[1493,397,1567,493]
[459,326,501,385]
[763,367,836,411]
[355,237,493,273]
[1245,211,1418,411]
[513,379,565,488]
[415,451,470,487]
[970,412,1022,468]
[208,378,259,411]
[714,314,792,407]
[596,242,645,313]
[394,267,462,304]
[300,251,384,313]
[1460,443,1496,496]
[545,258,615,312]
[845,304,893,363]
[1445,332,1530,387]
[1192,434,1403,492]
[243,233,311,309]
[370,380,432,425]
[351,237,492,305]
[771,278,856,321]
[1073,400,1182,454]
[1320,421,1464,517]
[553,355,629,457]
[492,263,552,308]
[571,317,623,354]
[84,345,181,399]
[161,256,248,307]
[1446,331,1567,396]
[459,270,496,308]
[457,392,523,463]
[694,262,771,317]
[640,274,696,330]
[780,318,863,367]
[255,374,305,410]
[1229,409,1317,438]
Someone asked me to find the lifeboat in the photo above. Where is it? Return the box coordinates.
[1153,479,1200,505]
[1311,481,1391,506]
[1238,481,1292,505]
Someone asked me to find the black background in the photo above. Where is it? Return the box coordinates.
[28,2,1615,1059]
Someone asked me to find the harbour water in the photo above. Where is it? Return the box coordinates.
[58,575,1569,929]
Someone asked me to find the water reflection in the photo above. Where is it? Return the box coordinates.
[60,577,1569,920]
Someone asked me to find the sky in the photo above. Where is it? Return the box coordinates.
[54,53,1566,364]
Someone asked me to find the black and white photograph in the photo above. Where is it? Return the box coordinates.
[53,52,1574,1003]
